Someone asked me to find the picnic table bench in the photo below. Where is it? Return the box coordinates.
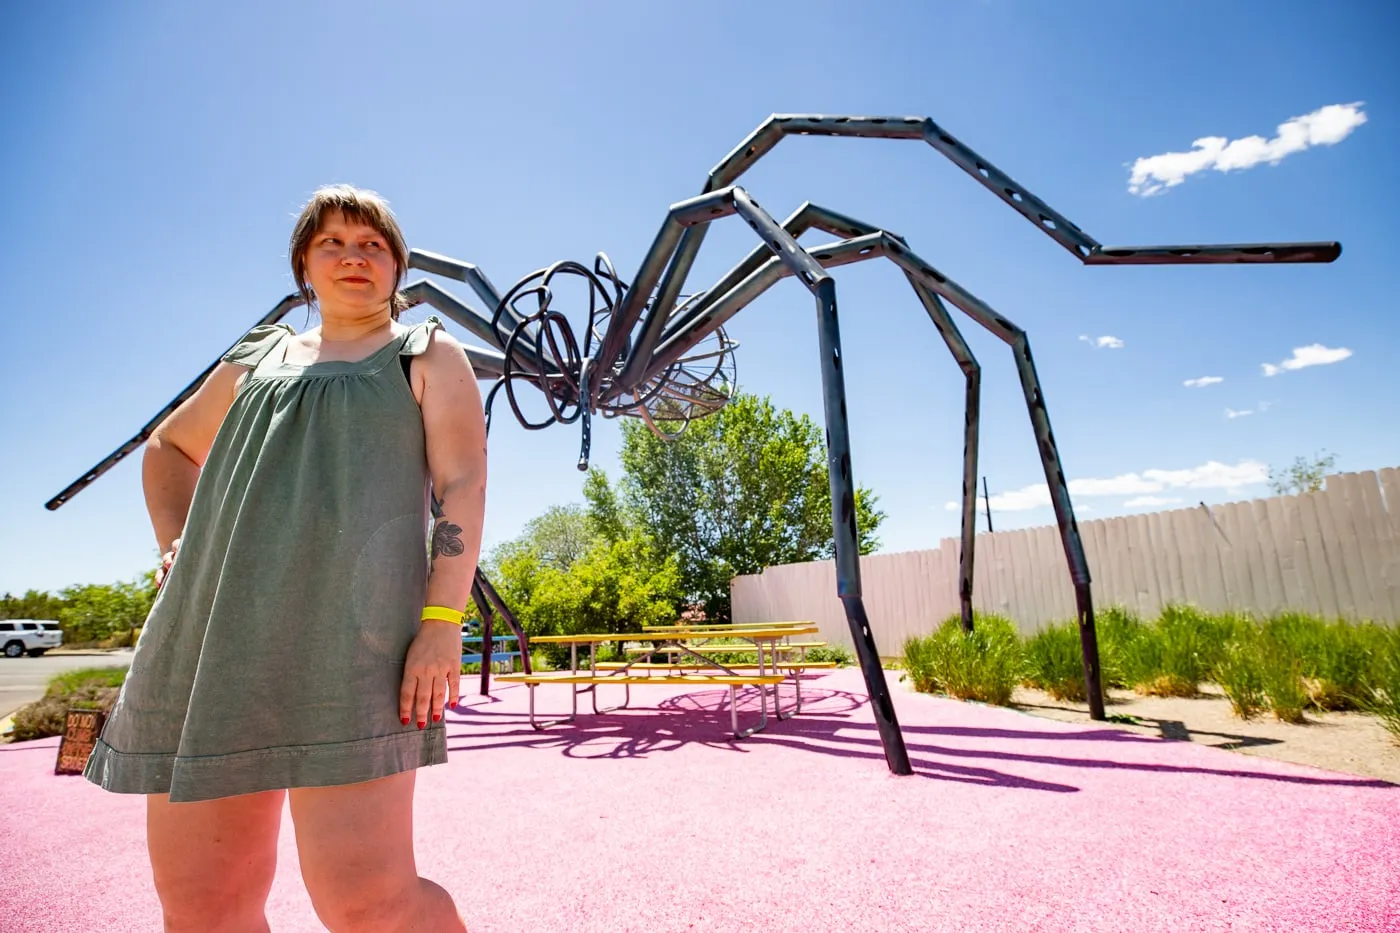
[494,623,820,738]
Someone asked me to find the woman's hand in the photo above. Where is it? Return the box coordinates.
[399,620,462,728]
[155,537,181,590]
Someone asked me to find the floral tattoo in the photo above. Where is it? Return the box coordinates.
[431,520,465,562]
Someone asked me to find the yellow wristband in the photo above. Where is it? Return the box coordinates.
[421,605,465,625]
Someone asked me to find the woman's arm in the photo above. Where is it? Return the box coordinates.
[143,361,245,554]
[400,329,488,727]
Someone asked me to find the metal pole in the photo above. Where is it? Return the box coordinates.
[982,475,994,533]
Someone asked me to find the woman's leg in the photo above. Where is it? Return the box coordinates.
[147,789,286,933]
[289,770,465,933]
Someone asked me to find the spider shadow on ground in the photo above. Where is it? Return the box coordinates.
[1011,696,1286,750]
[447,678,1394,791]
[447,681,1082,791]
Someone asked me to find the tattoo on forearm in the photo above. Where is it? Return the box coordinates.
[431,520,465,561]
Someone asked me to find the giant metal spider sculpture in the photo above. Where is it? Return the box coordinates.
[47,114,1340,776]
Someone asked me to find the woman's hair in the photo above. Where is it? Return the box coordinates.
[289,184,410,319]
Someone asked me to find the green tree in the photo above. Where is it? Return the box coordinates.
[58,572,157,646]
[0,589,68,621]
[1268,450,1337,496]
[526,535,682,659]
[581,467,628,544]
[514,503,594,571]
[602,391,886,622]
[479,504,683,664]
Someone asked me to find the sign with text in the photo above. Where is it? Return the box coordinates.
[53,708,105,776]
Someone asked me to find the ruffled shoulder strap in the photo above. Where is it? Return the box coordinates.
[398,315,443,357]
[222,323,294,368]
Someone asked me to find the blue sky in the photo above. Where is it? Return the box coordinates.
[2,1,1395,595]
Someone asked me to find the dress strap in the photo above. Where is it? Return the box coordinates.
[398,316,443,358]
[222,323,294,368]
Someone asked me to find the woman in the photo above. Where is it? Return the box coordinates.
[84,184,483,932]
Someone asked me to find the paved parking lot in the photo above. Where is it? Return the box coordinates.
[0,650,133,719]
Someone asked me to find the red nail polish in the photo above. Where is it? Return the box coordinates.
[417,721,425,729]
[432,713,441,722]
[401,717,409,725]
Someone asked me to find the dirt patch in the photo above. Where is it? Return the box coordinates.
[1007,683,1400,785]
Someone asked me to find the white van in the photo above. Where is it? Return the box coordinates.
[0,620,64,658]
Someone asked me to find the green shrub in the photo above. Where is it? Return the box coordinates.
[11,667,128,742]
[901,633,939,693]
[1118,623,1168,694]
[1260,654,1309,723]
[805,644,853,666]
[1255,617,1310,722]
[45,666,127,698]
[1114,604,1240,697]
[1152,604,1235,696]
[1093,604,1147,689]
[1022,622,1086,701]
[903,613,1022,706]
[1213,632,1267,719]
[1357,626,1400,742]
[1300,619,1372,711]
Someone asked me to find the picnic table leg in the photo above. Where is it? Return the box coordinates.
[525,683,580,731]
[730,683,770,739]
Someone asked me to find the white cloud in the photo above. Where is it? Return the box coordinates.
[1127,102,1367,196]
[1124,495,1183,508]
[944,501,960,511]
[981,459,1268,512]
[1079,334,1124,349]
[1183,376,1223,388]
[1225,407,1253,419]
[1261,343,1352,376]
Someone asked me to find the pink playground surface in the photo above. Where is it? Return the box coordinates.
[1,668,1397,932]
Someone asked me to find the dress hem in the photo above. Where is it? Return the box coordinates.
[82,728,447,803]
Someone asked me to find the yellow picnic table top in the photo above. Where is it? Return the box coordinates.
[642,620,813,632]
[528,624,817,645]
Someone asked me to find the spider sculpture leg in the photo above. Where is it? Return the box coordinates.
[590,184,916,773]
[613,191,1116,729]
[649,202,985,635]
[44,293,307,510]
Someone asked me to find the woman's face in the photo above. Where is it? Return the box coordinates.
[301,210,398,315]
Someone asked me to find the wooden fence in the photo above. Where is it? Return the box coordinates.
[730,468,1400,650]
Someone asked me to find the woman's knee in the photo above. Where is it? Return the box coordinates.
[291,774,463,931]
[304,871,422,932]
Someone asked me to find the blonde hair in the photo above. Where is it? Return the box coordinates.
[289,184,410,319]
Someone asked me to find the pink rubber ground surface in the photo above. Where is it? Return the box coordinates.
[1,669,1397,931]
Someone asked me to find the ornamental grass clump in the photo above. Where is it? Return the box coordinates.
[1357,624,1400,743]
[901,632,939,694]
[1093,604,1147,689]
[909,613,1023,706]
[1256,616,1310,723]
[1301,618,1372,711]
[1212,625,1267,719]
[1022,621,1086,701]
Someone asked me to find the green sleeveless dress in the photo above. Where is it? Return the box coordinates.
[84,318,449,802]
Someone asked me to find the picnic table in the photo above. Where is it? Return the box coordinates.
[495,622,823,738]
